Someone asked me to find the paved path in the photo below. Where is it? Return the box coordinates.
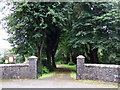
[1,65,119,88]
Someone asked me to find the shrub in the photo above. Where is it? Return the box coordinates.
[42,66,49,74]
[0,57,5,64]
[68,61,74,65]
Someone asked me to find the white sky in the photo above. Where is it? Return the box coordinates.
[0,1,12,49]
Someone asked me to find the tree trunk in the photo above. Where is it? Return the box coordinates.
[87,43,99,64]
[70,53,72,62]
[65,53,70,64]
[36,41,44,76]
[52,52,56,68]
[92,48,99,63]
[37,46,42,75]
[90,48,99,64]
[85,44,91,63]
[51,42,58,68]
[46,49,52,69]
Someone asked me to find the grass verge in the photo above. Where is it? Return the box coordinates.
[38,72,56,79]
[63,64,76,71]
[70,71,76,79]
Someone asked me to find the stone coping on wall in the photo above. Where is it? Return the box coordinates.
[84,64,120,68]
[0,64,29,67]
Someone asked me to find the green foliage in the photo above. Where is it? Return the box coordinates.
[55,47,67,64]
[3,2,120,67]
[56,61,64,64]
[42,66,49,74]
[61,2,120,64]
[68,61,74,65]
[0,57,5,64]
[16,55,25,63]
[5,2,65,55]
[4,2,67,73]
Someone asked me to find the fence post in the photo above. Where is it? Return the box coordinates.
[76,55,85,80]
[28,56,38,79]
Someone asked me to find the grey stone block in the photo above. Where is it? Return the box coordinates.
[0,56,38,79]
[76,55,120,83]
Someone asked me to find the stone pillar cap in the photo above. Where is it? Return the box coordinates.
[77,55,85,59]
[29,56,38,59]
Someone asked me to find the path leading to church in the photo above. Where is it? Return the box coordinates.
[41,65,74,80]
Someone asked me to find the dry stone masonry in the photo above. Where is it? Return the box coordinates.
[76,55,120,83]
[0,56,38,79]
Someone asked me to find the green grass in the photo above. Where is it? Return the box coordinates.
[38,72,56,79]
[63,64,76,71]
[70,71,76,79]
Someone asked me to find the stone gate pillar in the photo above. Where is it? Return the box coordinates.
[76,55,85,80]
[28,56,38,79]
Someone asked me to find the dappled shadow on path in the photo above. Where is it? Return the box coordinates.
[41,65,76,80]
[55,65,76,73]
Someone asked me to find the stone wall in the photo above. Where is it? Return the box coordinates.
[0,56,38,79]
[76,55,120,83]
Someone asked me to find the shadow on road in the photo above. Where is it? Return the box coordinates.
[54,66,76,73]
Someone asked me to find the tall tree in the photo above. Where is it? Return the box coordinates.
[60,2,120,64]
[5,2,66,74]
